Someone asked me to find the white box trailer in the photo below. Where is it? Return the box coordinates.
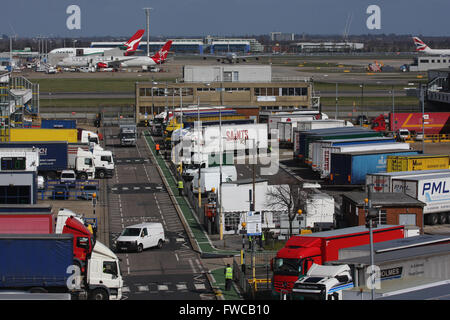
[277,118,339,146]
[222,180,288,234]
[192,123,268,154]
[296,119,353,132]
[317,143,411,179]
[268,114,318,132]
[309,137,398,172]
[392,173,450,225]
[301,190,335,230]
[366,170,450,193]
[192,165,237,194]
[0,148,39,172]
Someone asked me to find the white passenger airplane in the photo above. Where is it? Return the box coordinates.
[57,40,173,69]
[413,37,450,56]
[201,51,268,64]
[50,29,145,57]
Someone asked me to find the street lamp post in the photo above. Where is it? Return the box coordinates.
[143,8,153,57]
[360,84,364,123]
[335,83,338,120]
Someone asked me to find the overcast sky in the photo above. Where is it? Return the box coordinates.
[1,0,449,38]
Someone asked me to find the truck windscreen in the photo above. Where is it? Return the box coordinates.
[273,258,304,276]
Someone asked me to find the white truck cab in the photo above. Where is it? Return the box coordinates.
[87,241,123,300]
[75,148,96,180]
[292,264,353,300]
[91,144,114,178]
[115,223,165,253]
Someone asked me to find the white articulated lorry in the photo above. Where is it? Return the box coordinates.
[366,170,450,193]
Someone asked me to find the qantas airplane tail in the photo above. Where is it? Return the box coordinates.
[151,40,173,64]
[413,37,431,53]
[121,29,145,56]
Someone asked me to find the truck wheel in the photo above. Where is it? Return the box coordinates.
[79,173,88,180]
[97,170,106,179]
[137,244,144,253]
[428,213,438,225]
[438,213,447,225]
[157,239,163,249]
[445,213,450,225]
[90,288,109,300]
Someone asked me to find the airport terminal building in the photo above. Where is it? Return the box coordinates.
[90,37,262,54]
[135,65,315,124]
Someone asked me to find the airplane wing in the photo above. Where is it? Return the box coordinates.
[96,56,138,68]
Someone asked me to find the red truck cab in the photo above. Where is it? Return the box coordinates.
[62,216,95,273]
[271,225,404,296]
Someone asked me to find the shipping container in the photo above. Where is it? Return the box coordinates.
[329,150,419,185]
[387,154,450,172]
[41,119,77,129]
[10,128,78,143]
[366,169,450,193]
[391,173,450,225]
[318,142,410,179]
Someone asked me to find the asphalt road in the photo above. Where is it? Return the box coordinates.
[102,127,216,300]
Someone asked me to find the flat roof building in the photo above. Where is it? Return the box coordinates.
[135,65,315,124]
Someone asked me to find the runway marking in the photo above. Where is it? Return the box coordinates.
[137,285,149,292]
[194,283,206,290]
[157,285,169,291]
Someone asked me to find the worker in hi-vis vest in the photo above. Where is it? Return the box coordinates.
[178,179,184,196]
[225,264,233,291]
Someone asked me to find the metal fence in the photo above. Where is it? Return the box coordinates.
[232,251,277,298]
[38,179,100,201]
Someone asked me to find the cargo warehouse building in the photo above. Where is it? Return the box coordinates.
[135,65,315,124]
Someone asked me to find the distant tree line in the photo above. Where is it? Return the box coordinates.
[1,34,450,53]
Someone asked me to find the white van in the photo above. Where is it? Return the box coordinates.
[192,165,237,194]
[115,223,165,253]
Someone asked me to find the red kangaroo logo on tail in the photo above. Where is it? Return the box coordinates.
[123,29,145,56]
[151,40,173,64]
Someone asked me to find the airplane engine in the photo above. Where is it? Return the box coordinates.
[97,62,108,69]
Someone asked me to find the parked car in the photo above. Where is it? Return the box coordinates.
[396,129,411,141]
[80,185,99,200]
[52,184,70,200]
[60,170,77,188]
[115,223,165,253]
